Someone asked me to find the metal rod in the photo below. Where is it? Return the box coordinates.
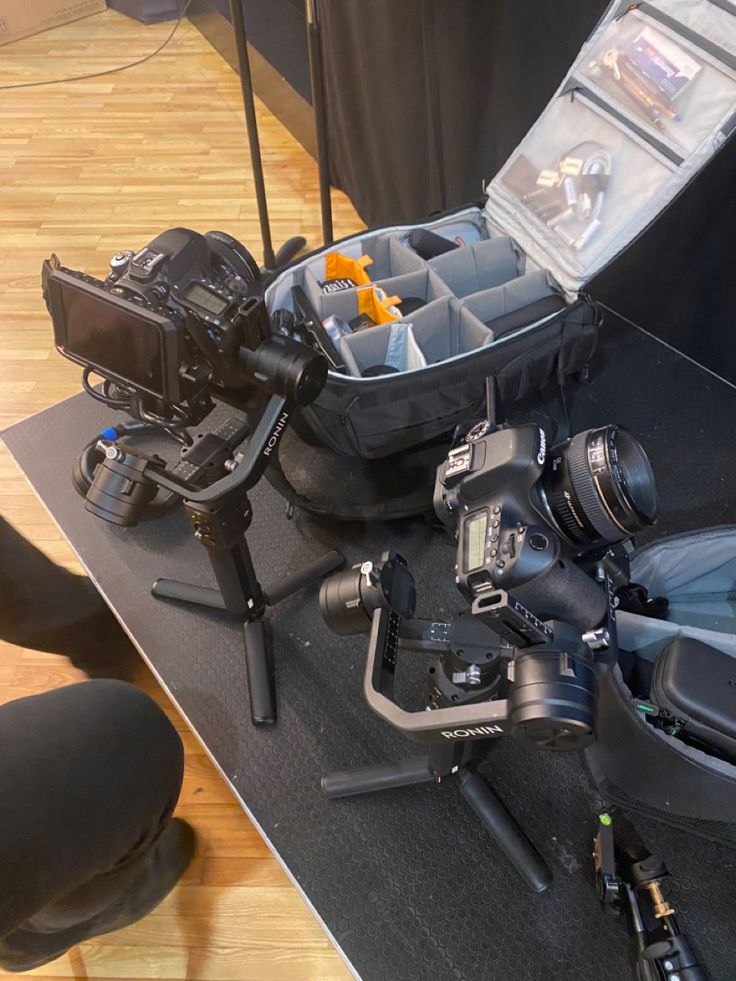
[228,0,276,269]
[305,0,334,244]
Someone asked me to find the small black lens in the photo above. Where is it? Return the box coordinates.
[542,425,659,550]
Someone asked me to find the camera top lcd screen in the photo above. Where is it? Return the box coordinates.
[464,510,488,573]
[183,282,229,316]
[55,279,168,397]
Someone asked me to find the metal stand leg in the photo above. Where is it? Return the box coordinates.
[306,0,333,245]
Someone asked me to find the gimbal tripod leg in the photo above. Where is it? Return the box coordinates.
[241,549,344,726]
[458,769,552,893]
[244,619,276,726]
[263,551,344,607]
[322,757,435,799]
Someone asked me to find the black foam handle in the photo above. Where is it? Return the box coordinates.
[244,620,276,725]
[514,558,608,633]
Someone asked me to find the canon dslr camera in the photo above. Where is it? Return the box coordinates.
[41,227,321,428]
[434,420,660,632]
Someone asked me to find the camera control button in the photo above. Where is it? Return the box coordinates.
[529,534,549,551]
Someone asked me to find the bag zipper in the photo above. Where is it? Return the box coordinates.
[708,0,736,16]
[570,80,683,165]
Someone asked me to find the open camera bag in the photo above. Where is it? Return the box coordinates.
[586,526,736,842]
[266,0,736,500]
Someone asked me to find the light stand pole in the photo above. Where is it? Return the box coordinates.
[228,0,306,274]
[306,0,334,245]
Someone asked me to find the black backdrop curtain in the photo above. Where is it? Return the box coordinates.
[319,0,736,382]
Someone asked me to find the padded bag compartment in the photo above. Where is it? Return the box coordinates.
[651,637,736,759]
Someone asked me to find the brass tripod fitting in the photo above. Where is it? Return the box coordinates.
[647,881,675,919]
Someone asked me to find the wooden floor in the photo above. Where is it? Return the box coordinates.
[0,9,362,980]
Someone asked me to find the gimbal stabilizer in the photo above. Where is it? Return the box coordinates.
[85,335,344,726]
[321,550,618,892]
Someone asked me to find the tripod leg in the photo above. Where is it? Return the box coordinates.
[244,620,276,726]
[264,550,344,607]
[151,580,227,610]
[459,770,552,894]
[322,757,434,799]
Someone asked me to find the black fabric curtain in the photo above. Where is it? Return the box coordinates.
[319,0,736,382]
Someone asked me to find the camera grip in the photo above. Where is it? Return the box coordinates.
[513,557,607,633]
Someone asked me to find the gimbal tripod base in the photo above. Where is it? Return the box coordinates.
[151,494,344,726]
[322,742,553,894]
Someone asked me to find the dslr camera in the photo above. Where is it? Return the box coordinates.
[321,391,659,751]
[42,227,324,430]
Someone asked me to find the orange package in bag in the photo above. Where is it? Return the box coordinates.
[356,286,402,325]
[323,252,374,287]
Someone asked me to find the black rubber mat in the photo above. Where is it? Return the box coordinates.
[4,315,736,981]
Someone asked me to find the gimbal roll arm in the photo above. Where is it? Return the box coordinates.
[144,391,291,504]
[136,333,328,504]
[364,607,511,745]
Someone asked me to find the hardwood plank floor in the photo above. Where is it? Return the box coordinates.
[0,9,361,979]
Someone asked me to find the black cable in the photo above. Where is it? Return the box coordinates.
[82,367,135,407]
[0,0,192,92]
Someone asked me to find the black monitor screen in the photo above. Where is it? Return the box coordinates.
[56,280,168,397]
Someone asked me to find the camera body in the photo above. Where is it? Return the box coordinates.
[434,420,659,619]
[43,228,268,412]
[434,423,553,602]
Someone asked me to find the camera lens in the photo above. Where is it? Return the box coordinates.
[541,425,659,549]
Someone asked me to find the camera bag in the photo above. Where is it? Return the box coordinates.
[585,526,736,841]
[651,637,736,760]
[265,0,736,514]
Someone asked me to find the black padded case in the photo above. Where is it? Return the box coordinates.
[586,527,736,841]
[651,637,736,759]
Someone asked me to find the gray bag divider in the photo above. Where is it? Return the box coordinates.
[339,322,425,377]
[302,233,425,287]
[308,268,452,323]
[264,0,736,466]
[585,526,736,832]
[339,299,491,376]
[463,270,565,339]
[428,236,523,297]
